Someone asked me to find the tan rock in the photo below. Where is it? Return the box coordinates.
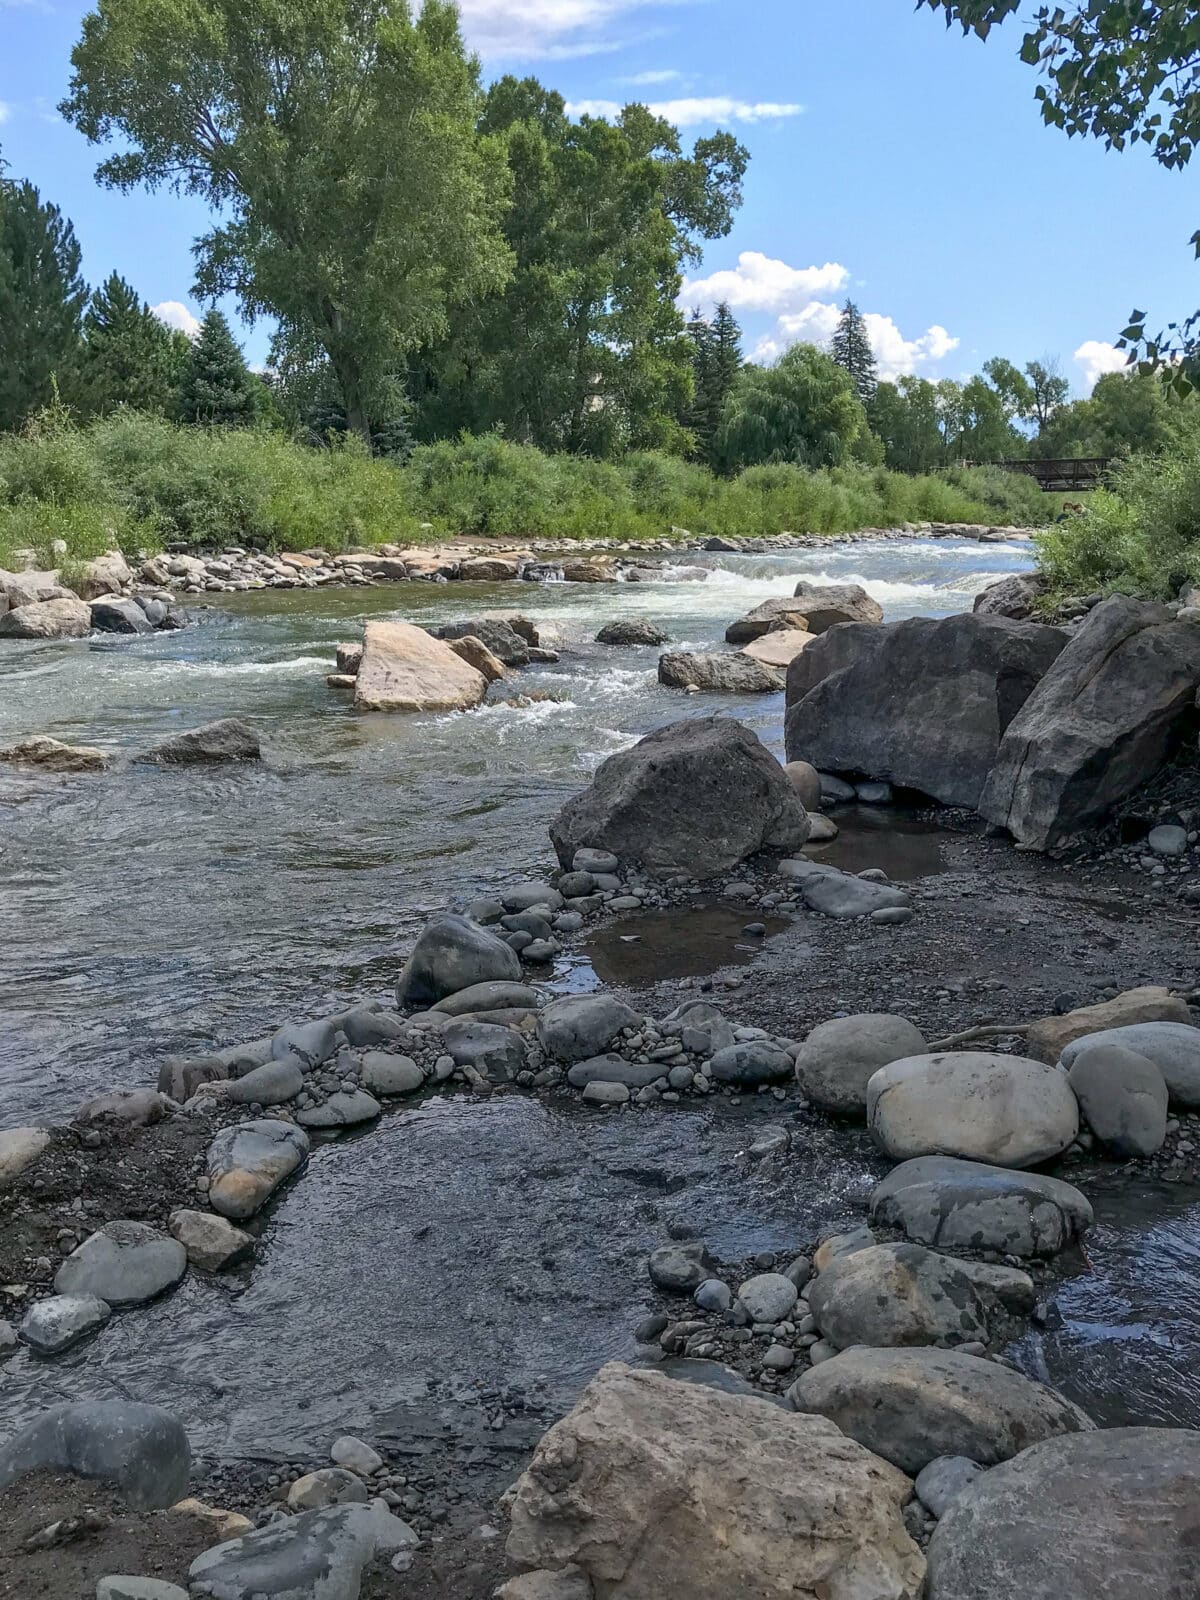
[560,559,616,583]
[69,551,133,600]
[352,555,410,580]
[742,627,814,669]
[497,1569,593,1600]
[782,759,822,811]
[448,634,506,682]
[0,595,93,639]
[171,1497,255,1543]
[0,569,72,609]
[327,673,357,690]
[354,621,488,713]
[403,550,459,579]
[279,551,321,569]
[505,1362,924,1600]
[459,556,520,581]
[169,1209,254,1272]
[1026,985,1191,1063]
[0,736,107,772]
[0,1127,51,1188]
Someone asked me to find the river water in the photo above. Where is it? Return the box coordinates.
[4,534,1199,1468]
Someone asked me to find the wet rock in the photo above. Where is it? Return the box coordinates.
[1149,822,1188,856]
[0,735,107,772]
[537,994,638,1063]
[794,1013,927,1114]
[708,1041,794,1086]
[567,1054,661,1089]
[144,718,261,764]
[272,1017,339,1067]
[504,1363,924,1600]
[0,1126,51,1187]
[287,1467,369,1511]
[1025,984,1191,1063]
[0,595,93,639]
[914,1455,983,1519]
[397,913,522,1008]
[925,1427,1200,1600]
[296,1089,382,1129]
[800,870,912,920]
[736,1273,798,1323]
[596,619,670,646]
[781,759,822,811]
[19,1294,111,1355]
[657,650,783,693]
[808,1243,989,1350]
[54,1221,187,1307]
[870,1156,1092,1258]
[358,1052,424,1097]
[789,1346,1093,1475]
[188,1502,417,1600]
[789,580,885,632]
[447,634,507,682]
[561,559,616,583]
[226,1058,304,1107]
[582,1081,630,1106]
[952,1259,1035,1315]
[331,1436,384,1475]
[867,1051,1079,1168]
[1067,1042,1169,1155]
[724,596,812,644]
[443,1019,527,1081]
[336,642,363,675]
[1062,1020,1200,1108]
[648,1240,713,1293]
[981,597,1200,848]
[89,595,153,634]
[206,1120,309,1220]
[97,1580,188,1600]
[354,619,489,712]
[437,617,530,667]
[0,1401,191,1509]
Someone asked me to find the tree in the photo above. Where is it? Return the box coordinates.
[0,179,88,432]
[1024,356,1070,433]
[830,300,878,403]
[715,344,869,472]
[682,299,742,466]
[870,375,948,472]
[62,0,512,440]
[181,308,256,425]
[77,270,189,416]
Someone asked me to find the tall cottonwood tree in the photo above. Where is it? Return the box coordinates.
[0,178,88,431]
[831,299,878,403]
[62,0,512,440]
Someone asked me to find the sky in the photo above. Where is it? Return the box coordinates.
[1,0,1196,396]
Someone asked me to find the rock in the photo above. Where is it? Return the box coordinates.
[504,1363,924,1600]
[795,1014,928,1114]
[0,1401,191,1509]
[658,649,784,693]
[272,1018,338,1067]
[1067,1042,1169,1155]
[662,1000,736,1054]
[90,596,153,634]
[736,1273,798,1323]
[354,620,488,712]
[808,1243,989,1350]
[170,1499,254,1541]
[781,759,822,810]
[551,716,809,878]
[459,556,521,581]
[1061,1021,1200,1108]
[561,559,616,583]
[870,1156,1093,1258]
[67,549,133,600]
[188,1502,416,1600]
[1148,822,1188,856]
[145,718,261,764]
[396,913,522,1007]
[432,981,542,1016]
[75,1088,174,1126]
[296,1089,381,1128]
[496,1568,593,1600]
[707,1041,794,1086]
[331,1436,384,1475]
[724,596,817,644]
[926,1427,1200,1599]
[740,628,814,669]
[335,1007,411,1048]
[447,634,507,682]
[951,1259,1036,1314]
[1025,984,1191,1063]
[336,642,363,675]
[437,617,530,666]
[972,571,1046,619]
[442,1019,527,1081]
[287,1468,369,1511]
[0,1126,50,1187]
[648,1240,713,1292]
[157,1055,228,1102]
[789,580,885,632]
[820,771,857,802]
[330,675,358,693]
[97,1580,189,1600]
[789,1346,1093,1475]
[694,1279,732,1313]
[225,1059,304,1107]
[785,614,1067,808]
[54,1221,187,1307]
[914,1455,983,1519]
[572,848,619,874]
[567,1055,662,1089]
[206,1120,309,1220]
[801,870,912,920]
[981,597,1200,847]
[504,883,565,913]
[0,594,94,639]
[521,939,559,963]
[867,1051,1079,1168]
[19,1294,111,1355]
[596,620,669,646]
[536,994,638,1063]
[0,735,107,772]
[813,1226,877,1273]
[856,779,893,804]
[168,1210,253,1272]
[358,1052,424,1097]
[582,1081,630,1106]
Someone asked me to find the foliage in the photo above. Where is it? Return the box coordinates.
[682,300,743,467]
[0,180,89,432]
[1033,368,1185,459]
[77,271,189,417]
[180,308,256,426]
[830,300,879,403]
[716,344,870,472]
[62,0,513,438]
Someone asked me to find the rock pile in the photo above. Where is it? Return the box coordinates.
[0,554,185,641]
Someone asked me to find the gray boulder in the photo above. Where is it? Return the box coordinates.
[206,1119,309,1220]
[737,1273,798,1323]
[0,1400,191,1508]
[800,870,912,920]
[550,716,810,878]
[925,1426,1200,1600]
[657,651,783,693]
[567,1054,662,1089]
[537,994,638,1063]
[358,1052,424,1097]
[436,617,530,666]
[914,1455,984,1519]
[789,1346,1093,1475]
[866,1051,1079,1168]
[19,1294,111,1355]
[226,1059,304,1106]
[296,1089,381,1129]
[648,1239,713,1292]
[397,913,522,1007]
[54,1221,187,1307]
[188,1502,417,1600]
[972,572,1046,620]
[1067,1042,1169,1156]
[597,619,670,646]
[808,1243,990,1350]
[271,1017,339,1067]
[708,1041,794,1086]
[145,718,261,764]
[785,613,1067,808]
[431,981,542,1016]
[1061,1020,1200,1108]
[870,1155,1092,1258]
[795,1014,928,1114]
[90,596,153,634]
[724,596,814,644]
[790,580,885,632]
[442,1018,527,1081]
[981,596,1200,847]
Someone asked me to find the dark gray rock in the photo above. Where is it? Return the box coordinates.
[537,994,638,1063]
[1061,1020,1200,1108]
[188,1502,417,1600]
[226,1058,304,1107]
[157,1055,228,1102]
[808,1242,990,1350]
[789,580,885,632]
[981,596,1200,848]
[54,1221,186,1308]
[724,596,812,644]
[436,618,529,666]
[89,596,153,634]
[567,1054,662,1089]
[662,1000,736,1055]
[502,909,555,940]
[870,1155,1093,1258]
[144,718,261,764]
[396,913,522,1008]
[972,572,1046,620]
[708,1042,794,1086]
[431,982,541,1017]
[597,619,670,646]
[0,1401,191,1508]
[795,1013,927,1114]
[915,1455,984,1519]
[443,1019,527,1081]
[648,1239,713,1292]
[271,1018,338,1067]
[1067,1042,1169,1156]
[657,651,783,693]
[19,1294,111,1355]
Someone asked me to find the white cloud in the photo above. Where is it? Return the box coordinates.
[681,252,849,314]
[0,102,11,125]
[566,95,802,126]
[152,300,202,339]
[862,313,959,380]
[456,0,669,61]
[1074,339,1128,391]
[622,68,683,86]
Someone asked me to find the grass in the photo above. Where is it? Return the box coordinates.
[0,410,1051,569]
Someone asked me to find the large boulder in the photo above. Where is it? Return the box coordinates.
[0,595,93,639]
[0,1400,191,1508]
[0,567,74,608]
[90,596,153,634]
[657,651,783,693]
[71,550,133,600]
[924,1426,1200,1600]
[1061,1020,1200,1108]
[536,994,638,1063]
[1067,1042,1169,1155]
[725,597,816,645]
[790,580,884,632]
[396,913,522,1007]
[1025,984,1191,1063]
[870,1155,1092,1258]
[981,596,1200,847]
[205,1119,309,1220]
[784,613,1067,807]
[808,1243,991,1350]
[795,1014,928,1113]
[354,620,488,712]
[504,1362,925,1600]
[188,1502,417,1600]
[550,716,810,878]
[866,1051,1079,1169]
[437,617,530,666]
[144,718,261,764]
[789,1346,1093,1475]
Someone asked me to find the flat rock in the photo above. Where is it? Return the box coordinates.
[582,1080,629,1106]
[596,620,669,646]
[145,718,260,764]
[442,1019,526,1081]
[808,1243,989,1351]
[658,650,784,693]
[1062,1020,1200,1108]
[1025,984,1190,1063]
[355,620,488,712]
[537,994,638,1063]
[296,1089,381,1129]
[75,1088,173,1126]
[188,1502,417,1600]
[801,870,911,919]
[740,628,814,669]
[168,1209,254,1272]
[206,1120,309,1220]
[54,1221,186,1308]
[1068,1042,1169,1155]
[19,1294,111,1355]
[1,735,107,772]
[358,1052,424,1097]
[568,1054,662,1089]
[397,913,522,1008]
[870,1155,1092,1258]
[0,1400,191,1508]
[795,1013,927,1115]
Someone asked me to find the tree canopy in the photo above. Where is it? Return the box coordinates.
[0,179,88,432]
[78,271,189,417]
[181,308,256,425]
[716,344,871,472]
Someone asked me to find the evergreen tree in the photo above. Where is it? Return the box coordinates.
[181,309,255,425]
[0,179,88,432]
[682,307,715,459]
[78,271,187,416]
[706,301,743,461]
[830,299,878,404]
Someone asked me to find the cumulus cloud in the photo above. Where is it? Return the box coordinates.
[456,0,669,61]
[1074,339,1128,391]
[152,300,202,339]
[567,96,802,125]
[681,252,849,314]
[862,313,959,380]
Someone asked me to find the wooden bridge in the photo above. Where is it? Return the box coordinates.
[997,458,1111,493]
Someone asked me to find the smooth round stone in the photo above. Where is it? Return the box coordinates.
[287,1467,369,1511]
[737,1273,798,1323]
[572,849,620,875]
[522,939,561,963]
[358,1053,424,1097]
[582,1080,630,1106]
[19,1294,111,1356]
[806,815,839,842]
[872,906,913,926]
[54,1222,186,1309]
[856,781,894,804]
[296,1089,382,1129]
[1148,824,1188,857]
[762,1343,796,1372]
[331,1435,383,1475]
[694,1279,732,1313]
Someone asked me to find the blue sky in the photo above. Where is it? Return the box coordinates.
[2,0,1195,395]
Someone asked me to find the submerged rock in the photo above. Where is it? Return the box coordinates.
[144,718,261,764]
[0,735,107,773]
[0,1400,191,1508]
[596,619,670,646]
[869,1155,1092,1258]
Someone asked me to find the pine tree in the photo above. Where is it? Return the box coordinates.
[830,299,878,405]
[682,307,716,460]
[706,301,743,460]
[181,308,256,425]
[78,271,186,416]
[0,179,88,431]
